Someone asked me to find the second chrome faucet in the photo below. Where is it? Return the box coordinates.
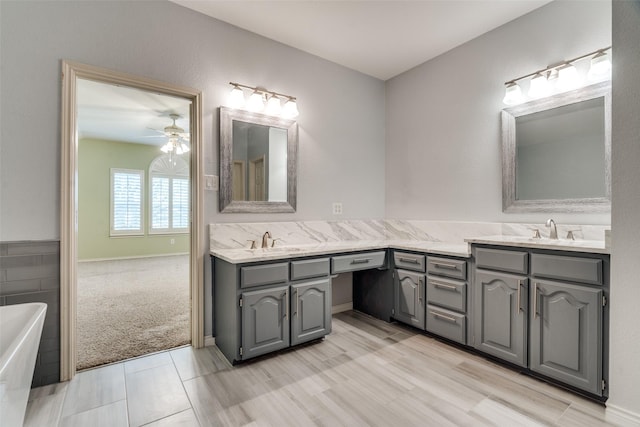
[546,218,558,239]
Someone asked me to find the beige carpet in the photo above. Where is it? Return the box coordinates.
[76,255,190,370]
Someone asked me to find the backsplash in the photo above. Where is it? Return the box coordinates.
[210,220,609,250]
[0,240,60,387]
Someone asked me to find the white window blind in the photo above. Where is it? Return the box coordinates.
[149,155,189,234]
[110,169,143,236]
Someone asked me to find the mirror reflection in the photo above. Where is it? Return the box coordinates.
[516,98,605,200]
[219,107,297,213]
[231,121,288,202]
[502,81,611,213]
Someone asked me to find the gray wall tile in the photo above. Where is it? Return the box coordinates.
[0,241,60,387]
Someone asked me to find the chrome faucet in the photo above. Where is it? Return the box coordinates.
[546,219,558,239]
[261,231,272,248]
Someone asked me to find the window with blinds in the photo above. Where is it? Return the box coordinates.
[110,169,144,236]
[149,155,189,234]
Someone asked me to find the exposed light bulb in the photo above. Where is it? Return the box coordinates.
[528,72,551,99]
[247,90,265,112]
[265,94,282,116]
[588,51,611,81]
[502,82,524,105]
[556,63,581,91]
[282,98,299,118]
[229,85,245,109]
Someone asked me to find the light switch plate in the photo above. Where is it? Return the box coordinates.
[205,175,219,191]
[332,202,343,215]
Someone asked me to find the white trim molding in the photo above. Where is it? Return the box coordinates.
[60,60,204,381]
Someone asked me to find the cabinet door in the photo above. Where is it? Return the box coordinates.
[241,285,290,360]
[394,269,425,330]
[530,280,603,395]
[474,271,528,367]
[291,278,332,346]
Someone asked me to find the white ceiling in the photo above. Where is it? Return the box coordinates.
[77,79,191,145]
[171,0,553,80]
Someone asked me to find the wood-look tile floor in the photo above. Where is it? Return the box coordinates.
[24,311,638,426]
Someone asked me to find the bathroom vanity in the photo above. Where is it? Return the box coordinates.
[210,221,610,400]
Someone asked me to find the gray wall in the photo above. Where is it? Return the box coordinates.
[0,0,386,350]
[0,0,386,238]
[385,0,611,225]
[610,0,640,415]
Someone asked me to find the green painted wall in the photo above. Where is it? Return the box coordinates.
[78,138,189,260]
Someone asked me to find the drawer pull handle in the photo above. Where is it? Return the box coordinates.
[284,290,289,320]
[399,257,419,264]
[351,258,371,265]
[533,283,539,319]
[433,281,457,291]
[433,262,458,270]
[430,311,457,323]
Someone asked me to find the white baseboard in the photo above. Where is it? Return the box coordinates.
[607,404,640,424]
[204,335,215,347]
[79,252,189,262]
[332,302,353,314]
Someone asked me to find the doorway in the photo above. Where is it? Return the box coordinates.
[75,79,193,369]
[61,61,204,380]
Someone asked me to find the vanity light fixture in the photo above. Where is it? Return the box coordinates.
[228,82,299,118]
[503,46,611,105]
[265,93,282,115]
[229,84,245,109]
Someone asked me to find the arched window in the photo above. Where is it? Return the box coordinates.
[149,154,189,234]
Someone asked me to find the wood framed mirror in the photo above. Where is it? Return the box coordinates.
[219,107,298,213]
[502,81,611,213]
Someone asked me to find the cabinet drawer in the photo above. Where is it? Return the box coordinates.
[331,251,386,274]
[427,257,467,280]
[475,248,528,274]
[290,258,330,281]
[240,262,289,288]
[426,305,466,345]
[394,251,426,272]
[531,254,603,285]
[427,276,466,313]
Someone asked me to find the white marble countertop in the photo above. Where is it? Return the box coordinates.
[464,235,610,254]
[210,240,471,263]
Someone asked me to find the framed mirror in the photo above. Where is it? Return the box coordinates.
[502,81,611,213]
[219,107,298,213]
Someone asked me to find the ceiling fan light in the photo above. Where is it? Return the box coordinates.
[282,98,299,118]
[180,142,190,153]
[247,91,265,112]
[229,85,245,109]
[502,82,523,105]
[160,143,171,153]
[265,94,282,116]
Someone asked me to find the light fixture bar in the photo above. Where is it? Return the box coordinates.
[229,82,297,102]
[504,46,611,85]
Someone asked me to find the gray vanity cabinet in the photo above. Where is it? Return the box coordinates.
[291,278,332,346]
[241,285,290,359]
[474,270,529,367]
[394,269,426,330]
[213,256,332,364]
[472,245,609,397]
[529,279,603,395]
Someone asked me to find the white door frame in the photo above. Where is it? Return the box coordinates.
[60,60,204,381]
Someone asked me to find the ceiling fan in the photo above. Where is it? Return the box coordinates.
[148,113,190,155]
